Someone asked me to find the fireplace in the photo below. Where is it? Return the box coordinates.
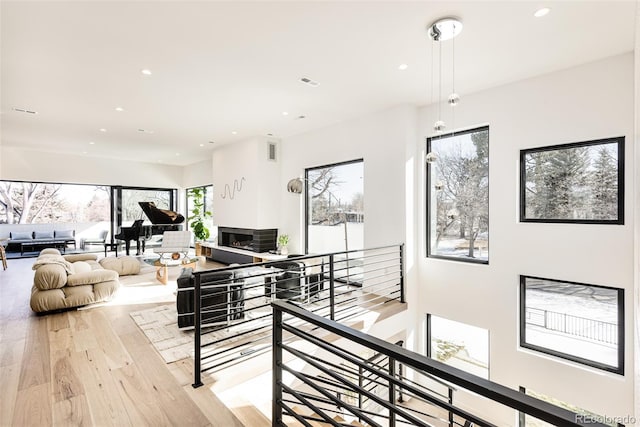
[218,227,277,253]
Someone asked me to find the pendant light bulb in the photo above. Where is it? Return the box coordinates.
[448,93,460,106]
[434,120,446,133]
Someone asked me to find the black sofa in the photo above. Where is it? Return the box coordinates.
[176,267,245,329]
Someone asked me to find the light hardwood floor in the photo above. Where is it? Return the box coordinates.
[0,256,255,427]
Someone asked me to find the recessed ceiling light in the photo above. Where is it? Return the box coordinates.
[141,69,152,75]
[115,107,124,112]
[398,63,408,71]
[534,7,550,17]
[267,133,273,136]
[231,131,237,135]
[82,151,88,154]
[209,141,215,144]
[138,128,154,134]
[199,143,205,147]
[297,115,306,120]
[175,153,180,156]
[99,128,107,132]
[282,111,289,116]
[89,141,95,145]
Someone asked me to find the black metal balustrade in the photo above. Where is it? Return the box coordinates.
[192,244,405,387]
[272,301,610,427]
[525,307,618,345]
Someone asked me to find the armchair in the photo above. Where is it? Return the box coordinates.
[176,267,245,328]
[265,260,324,302]
[154,230,192,262]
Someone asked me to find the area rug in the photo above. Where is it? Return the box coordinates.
[130,304,197,363]
[130,284,273,364]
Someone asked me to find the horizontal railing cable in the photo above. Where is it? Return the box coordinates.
[273,300,610,427]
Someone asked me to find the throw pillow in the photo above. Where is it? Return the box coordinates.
[34,231,54,239]
[10,231,32,240]
[54,230,74,238]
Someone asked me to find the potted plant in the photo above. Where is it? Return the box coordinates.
[187,187,212,255]
[277,234,289,255]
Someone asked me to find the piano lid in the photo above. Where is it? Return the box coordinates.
[138,202,185,225]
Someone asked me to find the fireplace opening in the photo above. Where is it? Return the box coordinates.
[218,226,277,253]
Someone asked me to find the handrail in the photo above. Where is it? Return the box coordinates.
[272,300,609,427]
[192,243,405,387]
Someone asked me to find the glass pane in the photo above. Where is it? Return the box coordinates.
[429,314,489,379]
[522,139,622,222]
[427,127,489,262]
[306,160,364,254]
[521,276,622,373]
[521,388,620,427]
[121,189,171,224]
[0,181,110,224]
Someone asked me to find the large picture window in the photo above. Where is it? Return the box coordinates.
[520,275,624,374]
[520,137,624,224]
[305,159,364,254]
[426,126,489,263]
[426,314,489,379]
[0,180,110,224]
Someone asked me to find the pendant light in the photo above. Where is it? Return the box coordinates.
[428,17,463,133]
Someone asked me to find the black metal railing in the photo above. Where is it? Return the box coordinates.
[272,300,610,427]
[525,307,618,345]
[192,244,405,387]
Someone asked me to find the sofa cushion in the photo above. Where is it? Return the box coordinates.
[10,231,33,240]
[99,256,141,276]
[34,231,54,239]
[67,269,118,286]
[40,248,62,256]
[71,261,92,274]
[54,230,74,238]
[64,253,98,263]
[34,264,68,290]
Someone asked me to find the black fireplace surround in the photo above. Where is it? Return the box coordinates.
[218,226,277,253]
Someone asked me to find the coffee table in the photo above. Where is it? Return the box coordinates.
[152,258,197,285]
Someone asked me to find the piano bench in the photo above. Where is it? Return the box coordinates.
[103,242,121,257]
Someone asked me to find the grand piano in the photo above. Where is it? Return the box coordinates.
[114,202,185,255]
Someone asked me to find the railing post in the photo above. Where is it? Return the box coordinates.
[192,273,203,388]
[389,357,396,427]
[272,306,283,426]
[399,243,405,303]
[448,388,454,427]
[329,254,335,320]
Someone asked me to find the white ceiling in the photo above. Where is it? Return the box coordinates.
[1,1,636,166]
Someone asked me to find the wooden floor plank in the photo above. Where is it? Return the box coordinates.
[52,394,92,426]
[69,348,133,427]
[86,310,134,369]
[12,382,52,427]
[0,360,22,426]
[17,316,50,391]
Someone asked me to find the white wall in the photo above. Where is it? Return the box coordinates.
[212,136,280,230]
[417,53,636,422]
[182,157,213,189]
[0,147,183,188]
[278,105,412,254]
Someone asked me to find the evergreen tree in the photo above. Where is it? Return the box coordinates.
[590,146,618,219]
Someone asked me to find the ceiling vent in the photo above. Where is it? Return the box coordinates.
[300,77,319,87]
[12,107,37,114]
[267,141,278,162]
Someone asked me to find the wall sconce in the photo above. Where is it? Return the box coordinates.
[287,178,303,194]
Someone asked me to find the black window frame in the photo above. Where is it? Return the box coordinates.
[304,158,364,255]
[519,136,625,224]
[426,125,490,264]
[519,275,625,375]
